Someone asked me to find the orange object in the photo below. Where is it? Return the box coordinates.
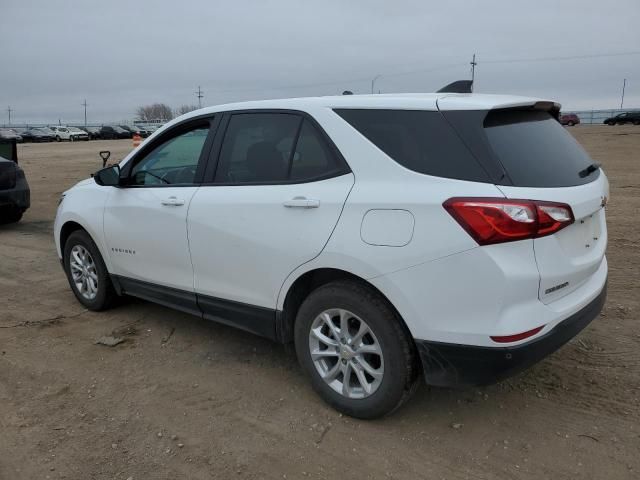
[133,133,142,147]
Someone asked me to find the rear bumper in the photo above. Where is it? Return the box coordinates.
[416,281,607,387]
[0,179,30,211]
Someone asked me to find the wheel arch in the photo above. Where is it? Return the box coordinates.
[59,220,86,254]
[276,267,414,347]
[58,218,113,272]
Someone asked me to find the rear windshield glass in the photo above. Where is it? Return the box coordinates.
[334,109,490,183]
[481,110,598,187]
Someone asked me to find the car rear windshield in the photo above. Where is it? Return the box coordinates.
[334,109,490,183]
[442,109,599,187]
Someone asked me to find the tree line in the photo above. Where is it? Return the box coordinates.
[135,103,200,122]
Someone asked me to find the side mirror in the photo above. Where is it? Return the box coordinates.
[99,150,111,167]
[94,164,121,186]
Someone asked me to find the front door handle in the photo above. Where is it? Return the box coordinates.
[161,196,185,206]
[283,196,320,209]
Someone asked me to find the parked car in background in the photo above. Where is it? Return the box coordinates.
[560,113,580,126]
[80,126,102,140]
[51,126,88,141]
[0,138,30,224]
[120,125,150,138]
[100,125,131,139]
[67,127,90,141]
[19,128,54,142]
[55,93,608,418]
[0,128,23,143]
[603,112,640,125]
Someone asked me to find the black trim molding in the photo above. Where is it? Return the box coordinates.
[112,275,279,341]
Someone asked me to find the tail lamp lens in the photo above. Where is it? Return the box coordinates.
[443,197,574,245]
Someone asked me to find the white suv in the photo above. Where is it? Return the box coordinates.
[54,93,608,418]
[50,126,89,142]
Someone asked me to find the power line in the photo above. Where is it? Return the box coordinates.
[199,50,640,97]
[482,50,640,65]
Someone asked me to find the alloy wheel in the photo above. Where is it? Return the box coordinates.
[69,245,99,300]
[308,308,384,399]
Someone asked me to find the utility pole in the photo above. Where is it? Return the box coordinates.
[195,86,204,108]
[470,53,477,92]
[620,78,626,109]
[371,75,381,94]
[7,106,12,125]
[81,99,88,126]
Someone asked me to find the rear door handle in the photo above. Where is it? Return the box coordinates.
[161,196,185,206]
[283,196,320,209]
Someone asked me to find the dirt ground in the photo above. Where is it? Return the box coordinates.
[1,127,638,480]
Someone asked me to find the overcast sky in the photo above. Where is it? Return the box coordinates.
[2,0,639,124]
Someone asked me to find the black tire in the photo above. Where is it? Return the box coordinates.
[0,207,23,224]
[567,121,574,126]
[633,120,640,126]
[294,280,419,419]
[55,136,61,142]
[63,230,117,311]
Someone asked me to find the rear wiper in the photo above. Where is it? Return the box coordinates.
[578,162,600,178]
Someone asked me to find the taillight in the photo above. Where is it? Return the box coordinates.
[443,197,574,245]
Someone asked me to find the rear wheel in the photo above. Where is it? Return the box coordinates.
[294,280,418,419]
[63,230,117,311]
[633,120,640,126]
[0,207,23,224]
[567,121,575,126]
[55,135,61,142]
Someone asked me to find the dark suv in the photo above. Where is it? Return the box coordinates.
[100,125,132,139]
[0,139,30,224]
[604,112,640,125]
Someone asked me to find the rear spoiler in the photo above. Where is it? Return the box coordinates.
[437,80,473,94]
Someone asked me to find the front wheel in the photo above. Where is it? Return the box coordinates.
[63,230,117,311]
[294,280,419,419]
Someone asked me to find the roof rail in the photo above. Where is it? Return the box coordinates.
[437,80,473,94]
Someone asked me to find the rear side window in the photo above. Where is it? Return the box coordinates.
[481,110,597,187]
[290,120,341,181]
[334,109,490,183]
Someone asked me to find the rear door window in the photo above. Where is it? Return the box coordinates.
[214,113,348,184]
[334,109,490,183]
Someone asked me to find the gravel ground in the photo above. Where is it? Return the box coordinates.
[1,127,639,479]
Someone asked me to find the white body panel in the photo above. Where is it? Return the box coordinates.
[188,174,354,307]
[103,187,198,290]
